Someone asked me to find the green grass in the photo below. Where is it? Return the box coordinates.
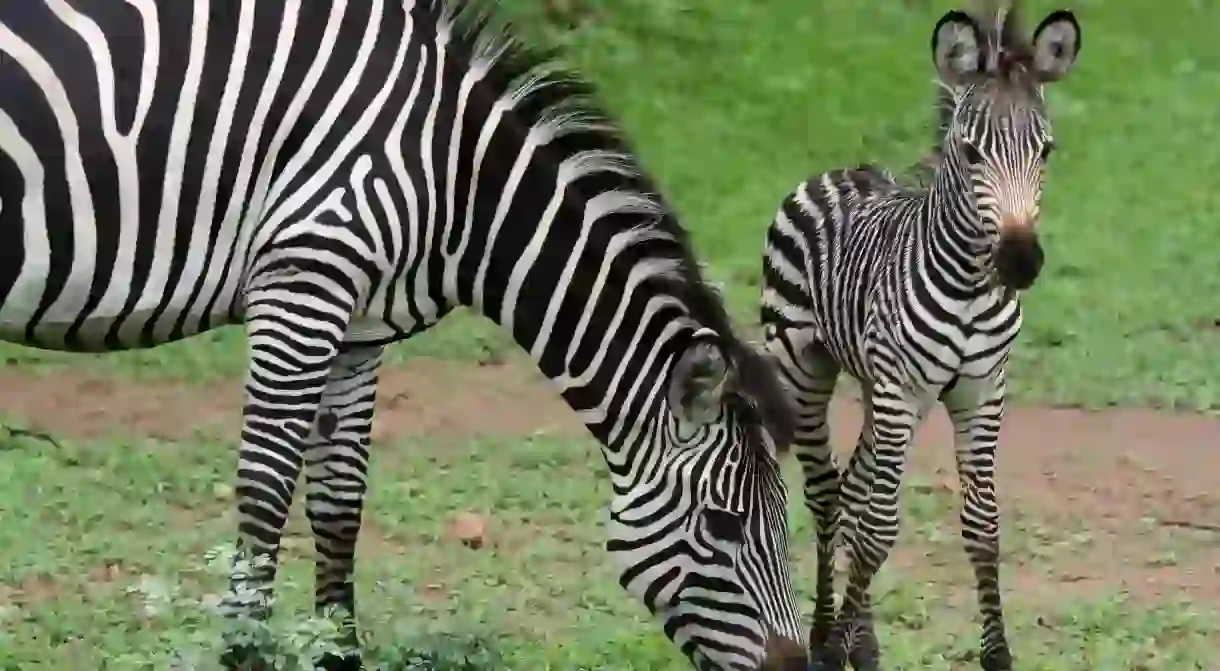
[1,430,1214,669]
[2,0,1219,668]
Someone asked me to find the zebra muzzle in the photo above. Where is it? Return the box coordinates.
[994,226,1044,290]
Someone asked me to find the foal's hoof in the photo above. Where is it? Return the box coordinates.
[809,646,848,671]
[980,648,1013,671]
[317,651,363,671]
[219,644,270,671]
[847,633,880,670]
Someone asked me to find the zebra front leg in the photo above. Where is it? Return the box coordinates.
[766,331,842,660]
[942,373,1012,670]
[304,345,384,671]
[824,382,919,671]
[220,274,356,670]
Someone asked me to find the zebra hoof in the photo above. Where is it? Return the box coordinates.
[219,644,271,671]
[810,647,848,671]
[980,648,1013,671]
[847,632,880,670]
[317,651,363,671]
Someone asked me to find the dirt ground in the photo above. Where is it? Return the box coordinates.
[1,359,1217,608]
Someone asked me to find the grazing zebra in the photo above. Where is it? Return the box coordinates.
[760,3,1081,670]
[0,1,808,669]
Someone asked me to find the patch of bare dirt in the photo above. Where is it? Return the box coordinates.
[826,395,1220,606]
[0,560,130,606]
[0,359,581,445]
[1,361,1217,607]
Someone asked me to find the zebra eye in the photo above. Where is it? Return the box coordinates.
[961,141,983,166]
[702,507,745,545]
[1040,142,1055,161]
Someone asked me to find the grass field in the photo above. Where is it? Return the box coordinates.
[2,1,1219,669]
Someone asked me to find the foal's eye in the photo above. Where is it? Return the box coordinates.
[1039,142,1056,162]
[961,142,983,166]
[702,508,745,545]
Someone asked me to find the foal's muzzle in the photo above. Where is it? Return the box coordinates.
[993,217,1044,290]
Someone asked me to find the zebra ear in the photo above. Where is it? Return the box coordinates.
[669,339,730,426]
[931,11,984,85]
[1031,10,1081,82]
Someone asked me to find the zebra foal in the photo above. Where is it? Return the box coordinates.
[0,1,807,669]
[760,3,1081,669]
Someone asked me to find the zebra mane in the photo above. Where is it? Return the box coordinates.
[419,0,797,449]
[972,0,1040,84]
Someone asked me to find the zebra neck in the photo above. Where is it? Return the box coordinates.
[519,284,685,463]
[464,198,691,453]
[921,161,994,295]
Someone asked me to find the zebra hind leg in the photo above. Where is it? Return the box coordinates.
[942,373,1012,670]
[825,389,881,670]
[767,332,842,662]
[220,271,358,670]
[304,345,385,671]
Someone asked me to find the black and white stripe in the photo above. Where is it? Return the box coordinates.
[759,4,1080,670]
[0,1,807,669]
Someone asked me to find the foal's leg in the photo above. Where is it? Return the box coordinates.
[766,329,842,660]
[834,389,881,670]
[825,380,925,671]
[942,372,1012,670]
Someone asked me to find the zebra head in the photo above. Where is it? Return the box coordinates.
[606,328,805,670]
[930,2,1081,290]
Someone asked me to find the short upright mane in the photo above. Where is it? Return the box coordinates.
[419,0,796,447]
[975,0,1039,80]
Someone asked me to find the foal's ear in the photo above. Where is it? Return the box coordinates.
[1031,10,1081,82]
[931,10,984,85]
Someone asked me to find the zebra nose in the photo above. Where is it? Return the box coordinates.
[995,216,1044,290]
[760,633,807,670]
[999,212,1036,235]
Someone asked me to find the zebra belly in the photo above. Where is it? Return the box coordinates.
[0,298,242,352]
[0,242,244,351]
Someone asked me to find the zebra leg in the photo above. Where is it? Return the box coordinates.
[220,272,356,670]
[824,382,920,671]
[304,345,384,671]
[833,390,882,669]
[942,373,1012,670]
[765,331,842,659]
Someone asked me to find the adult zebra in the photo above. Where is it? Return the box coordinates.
[0,1,808,669]
[760,3,1081,670]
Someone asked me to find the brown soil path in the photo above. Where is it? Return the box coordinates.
[1,360,1216,606]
